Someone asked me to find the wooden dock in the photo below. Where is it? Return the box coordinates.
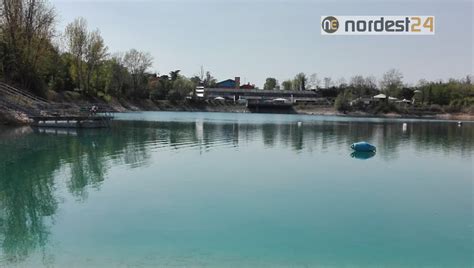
[31,115,113,128]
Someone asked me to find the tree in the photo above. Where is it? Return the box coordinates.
[350,75,365,88]
[335,77,347,88]
[169,76,194,100]
[323,77,333,88]
[350,75,366,97]
[203,71,217,88]
[307,73,320,89]
[335,90,352,112]
[0,0,56,95]
[84,29,108,94]
[282,80,293,91]
[64,18,108,95]
[64,17,88,92]
[293,72,307,91]
[365,76,377,90]
[380,69,403,97]
[263,77,278,90]
[123,48,153,97]
[169,70,180,81]
[103,54,129,97]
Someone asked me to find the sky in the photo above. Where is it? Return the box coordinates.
[52,0,473,88]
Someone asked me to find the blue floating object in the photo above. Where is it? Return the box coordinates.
[351,141,376,152]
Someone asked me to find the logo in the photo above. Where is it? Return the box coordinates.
[321,16,339,34]
[321,16,435,35]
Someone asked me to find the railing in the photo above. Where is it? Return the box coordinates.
[0,81,49,105]
[0,81,116,119]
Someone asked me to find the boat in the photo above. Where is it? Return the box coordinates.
[351,141,376,152]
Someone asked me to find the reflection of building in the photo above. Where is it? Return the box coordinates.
[195,120,204,142]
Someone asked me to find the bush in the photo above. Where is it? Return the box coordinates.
[334,92,351,111]
[373,102,399,114]
[428,104,442,112]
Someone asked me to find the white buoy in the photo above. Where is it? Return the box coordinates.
[458,121,462,127]
[297,122,302,127]
[402,123,407,132]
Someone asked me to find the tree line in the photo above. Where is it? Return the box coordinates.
[0,0,214,101]
[263,70,473,111]
[1,0,472,109]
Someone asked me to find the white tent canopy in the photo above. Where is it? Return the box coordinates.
[373,94,387,99]
[214,96,225,100]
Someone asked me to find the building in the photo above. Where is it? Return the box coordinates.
[195,86,205,98]
[216,77,241,89]
[240,83,256,89]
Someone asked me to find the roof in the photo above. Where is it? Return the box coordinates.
[216,79,235,84]
[373,94,387,99]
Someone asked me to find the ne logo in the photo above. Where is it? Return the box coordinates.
[322,16,339,33]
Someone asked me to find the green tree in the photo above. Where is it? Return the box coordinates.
[263,77,278,90]
[64,17,88,93]
[282,80,293,91]
[334,90,352,112]
[169,76,194,100]
[105,54,130,97]
[84,29,108,95]
[203,71,217,88]
[0,0,56,95]
[65,18,108,96]
[293,73,307,91]
[169,70,181,81]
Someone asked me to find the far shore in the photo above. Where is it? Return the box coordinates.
[1,99,473,126]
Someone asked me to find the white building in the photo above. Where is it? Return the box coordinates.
[195,86,205,98]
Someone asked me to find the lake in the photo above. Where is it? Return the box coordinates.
[0,112,472,267]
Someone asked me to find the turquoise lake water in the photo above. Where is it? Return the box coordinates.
[0,112,472,267]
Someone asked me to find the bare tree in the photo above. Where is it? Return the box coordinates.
[335,77,347,88]
[123,48,153,94]
[365,75,377,89]
[350,75,365,88]
[323,77,333,88]
[380,69,403,96]
[307,73,320,89]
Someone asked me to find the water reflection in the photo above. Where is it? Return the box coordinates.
[0,118,472,265]
[351,151,376,160]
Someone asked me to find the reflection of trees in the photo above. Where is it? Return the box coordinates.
[0,133,58,263]
[0,119,472,264]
